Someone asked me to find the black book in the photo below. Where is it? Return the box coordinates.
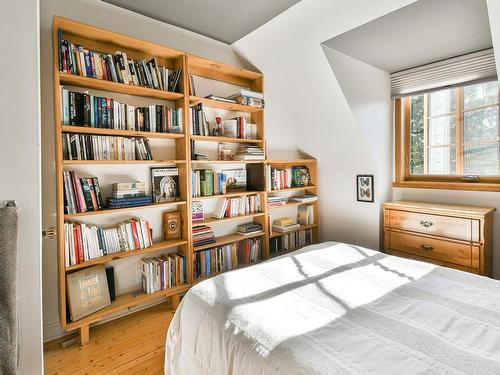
[105,266,116,301]
[156,105,162,132]
[144,108,150,132]
[57,28,63,72]
[79,178,94,211]
[83,94,91,126]
[69,92,77,125]
[69,134,77,160]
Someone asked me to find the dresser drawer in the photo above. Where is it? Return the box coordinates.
[386,230,472,267]
[387,209,479,242]
[385,248,473,273]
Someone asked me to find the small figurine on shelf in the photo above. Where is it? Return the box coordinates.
[213,113,224,136]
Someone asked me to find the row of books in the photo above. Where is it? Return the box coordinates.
[269,228,313,254]
[64,218,153,267]
[61,89,183,133]
[265,165,311,191]
[62,133,153,161]
[140,253,186,294]
[212,195,262,219]
[58,34,182,92]
[193,238,262,279]
[191,168,246,197]
[192,225,216,247]
[63,171,104,214]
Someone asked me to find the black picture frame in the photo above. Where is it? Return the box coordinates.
[356,174,374,203]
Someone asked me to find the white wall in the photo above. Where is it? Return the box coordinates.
[0,0,43,373]
[40,0,252,340]
[234,0,415,248]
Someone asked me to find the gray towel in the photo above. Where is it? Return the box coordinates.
[0,206,18,375]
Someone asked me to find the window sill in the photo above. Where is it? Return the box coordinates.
[393,180,500,192]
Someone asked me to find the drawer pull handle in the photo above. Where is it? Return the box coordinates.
[419,220,434,228]
[420,244,434,251]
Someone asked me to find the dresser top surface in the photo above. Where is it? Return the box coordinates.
[383,200,496,218]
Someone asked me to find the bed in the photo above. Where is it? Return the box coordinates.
[165,242,500,374]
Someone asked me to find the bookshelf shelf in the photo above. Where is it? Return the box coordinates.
[60,73,184,101]
[192,191,264,201]
[189,96,262,113]
[191,135,263,144]
[61,125,185,139]
[62,159,186,165]
[268,201,317,209]
[269,224,318,239]
[63,201,187,219]
[65,283,191,330]
[193,231,265,252]
[268,185,317,193]
[65,239,188,271]
[191,160,264,164]
[194,212,265,226]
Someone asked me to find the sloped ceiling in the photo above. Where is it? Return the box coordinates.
[323,0,492,73]
[103,0,301,44]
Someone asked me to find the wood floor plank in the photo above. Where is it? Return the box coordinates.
[44,303,174,375]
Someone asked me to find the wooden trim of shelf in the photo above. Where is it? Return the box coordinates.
[61,125,185,139]
[187,54,262,81]
[268,186,317,193]
[62,160,186,165]
[266,159,317,165]
[60,74,184,101]
[269,224,318,239]
[65,239,188,271]
[189,96,262,113]
[193,232,265,251]
[191,135,263,144]
[64,283,191,330]
[194,212,265,226]
[191,191,264,201]
[268,201,317,209]
[64,201,186,219]
[191,160,264,164]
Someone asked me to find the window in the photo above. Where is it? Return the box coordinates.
[395,81,500,190]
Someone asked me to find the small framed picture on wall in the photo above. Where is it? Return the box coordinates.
[356,174,374,203]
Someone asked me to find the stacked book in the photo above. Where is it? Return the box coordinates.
[212,195,261,219]
[272,217,300,233]
[63,170,104,214]
[269,228,313,254]
[107,181,151,209]
[297,204,315,225]
[192,225,216,247]
[193,238,262,279]
[222,117,258,139]
[63,218,153,267]
[62,134,153,161]
[228,89,265,109]
[290,194,318,203]
[58,34,182,92]
[140,253,186,294]
[234,144,265,161]
[191,202,204,222]
[237,222,263,236]
[267,196,288,207]
[61,89,183,133]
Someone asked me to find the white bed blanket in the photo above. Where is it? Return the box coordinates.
[166,242,500,375]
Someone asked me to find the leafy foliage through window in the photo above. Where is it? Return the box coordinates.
[406,81,499,177]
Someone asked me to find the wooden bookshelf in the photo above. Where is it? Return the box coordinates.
[52,16,319,345]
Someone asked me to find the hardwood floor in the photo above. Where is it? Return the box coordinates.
[44,303,175,375]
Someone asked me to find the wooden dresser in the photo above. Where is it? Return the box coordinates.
[383,201,495,276]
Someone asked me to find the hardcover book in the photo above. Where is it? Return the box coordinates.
[151,167,180,203]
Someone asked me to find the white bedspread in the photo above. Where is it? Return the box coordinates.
[166,242,500,375]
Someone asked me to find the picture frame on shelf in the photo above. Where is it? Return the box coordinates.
[356,174,374,203]
[151,167,180,203]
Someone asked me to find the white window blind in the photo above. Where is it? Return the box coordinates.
[391,48,497,98]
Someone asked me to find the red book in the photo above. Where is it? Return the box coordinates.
[130,220,140,249]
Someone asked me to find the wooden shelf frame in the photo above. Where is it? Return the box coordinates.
[52,16,319,345]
